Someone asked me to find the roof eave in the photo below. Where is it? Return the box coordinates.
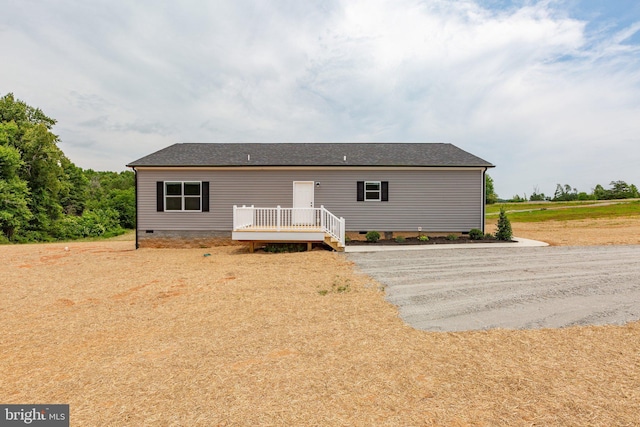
[127,163,495,168]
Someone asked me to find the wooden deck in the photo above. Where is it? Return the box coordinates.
[232,205,345,252]
[232,228,344,252]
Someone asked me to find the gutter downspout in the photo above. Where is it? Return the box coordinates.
[132,167,139,249]
[482,167,487,234]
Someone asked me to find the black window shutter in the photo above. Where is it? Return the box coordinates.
[357,181,364,201]
[156,181,164,212]
[202,181,209,212]
[381,181,389,202]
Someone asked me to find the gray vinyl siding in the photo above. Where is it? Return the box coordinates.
[136,168,484,233]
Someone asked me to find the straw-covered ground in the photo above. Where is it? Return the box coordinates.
[488,216,640,246]
[1,216,639,426]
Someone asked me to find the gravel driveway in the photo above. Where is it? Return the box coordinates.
[347,245,640,331]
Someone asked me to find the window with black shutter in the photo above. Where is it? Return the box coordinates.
[357,181,388,202]
[156,181,209,212]
[357,181,365,201]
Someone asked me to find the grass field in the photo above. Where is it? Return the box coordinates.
[1,210,639,425]
[486,199,640,222]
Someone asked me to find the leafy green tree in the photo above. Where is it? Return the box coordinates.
[553,183,578,201]
[553,184,563,200]
[21,119,65,233]
[593,181,639,200]
[485,174,498,204]
[106,188,135,229]
[495,207,513,241]
[529,186,547,201]
[0,144,32,240]
[609,180,638,199]
[1,93,129,242]
[84,170,135,229]
[0,93,67,238]
[59,157,89,215]
[593,184,607,200]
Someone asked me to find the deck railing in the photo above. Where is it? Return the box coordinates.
[233,205,345,247]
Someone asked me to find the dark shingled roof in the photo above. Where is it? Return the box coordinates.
[127,143,494,168]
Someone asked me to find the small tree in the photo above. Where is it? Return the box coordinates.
[495,207,512,241]
[529,186,546,201]
[553,183,578,201]
[485,174,498,204]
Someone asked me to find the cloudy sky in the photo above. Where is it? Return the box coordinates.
[1,0,639,198]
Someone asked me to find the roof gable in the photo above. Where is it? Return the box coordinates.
[127,143,494,168]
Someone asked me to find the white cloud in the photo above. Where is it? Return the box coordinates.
[1,0,638,197]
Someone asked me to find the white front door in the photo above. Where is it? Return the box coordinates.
[293,181,315,225]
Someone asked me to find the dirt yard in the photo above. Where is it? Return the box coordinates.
[487,216,640,246]
[1,217,639,426]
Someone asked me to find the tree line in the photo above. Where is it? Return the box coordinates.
[0,93,134,243]
[485,175,639,204]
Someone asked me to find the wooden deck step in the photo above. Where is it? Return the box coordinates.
[324,235,345,252]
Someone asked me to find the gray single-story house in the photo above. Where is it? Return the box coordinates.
[127,143,494,250]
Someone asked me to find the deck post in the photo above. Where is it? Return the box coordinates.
[233,205,237,230]
[320,205,325,231]
[277,205,281,231]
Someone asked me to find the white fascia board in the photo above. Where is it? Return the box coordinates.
[232,231,326,241]
[133,166,488,172]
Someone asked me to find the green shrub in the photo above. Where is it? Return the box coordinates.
[106,188,136,229]
[13,230,53,243]
[50,216,83,240]
[49,208,124,240]
[395,236,406,243]
[446,234,459,241]
[418,235,429,242]
[495,207,513,241]
[469,228,484,240]
[366,231,380,243]
[484,233,494,239]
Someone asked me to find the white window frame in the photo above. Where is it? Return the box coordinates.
[364,181,381,201]
[165,181,202,212]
